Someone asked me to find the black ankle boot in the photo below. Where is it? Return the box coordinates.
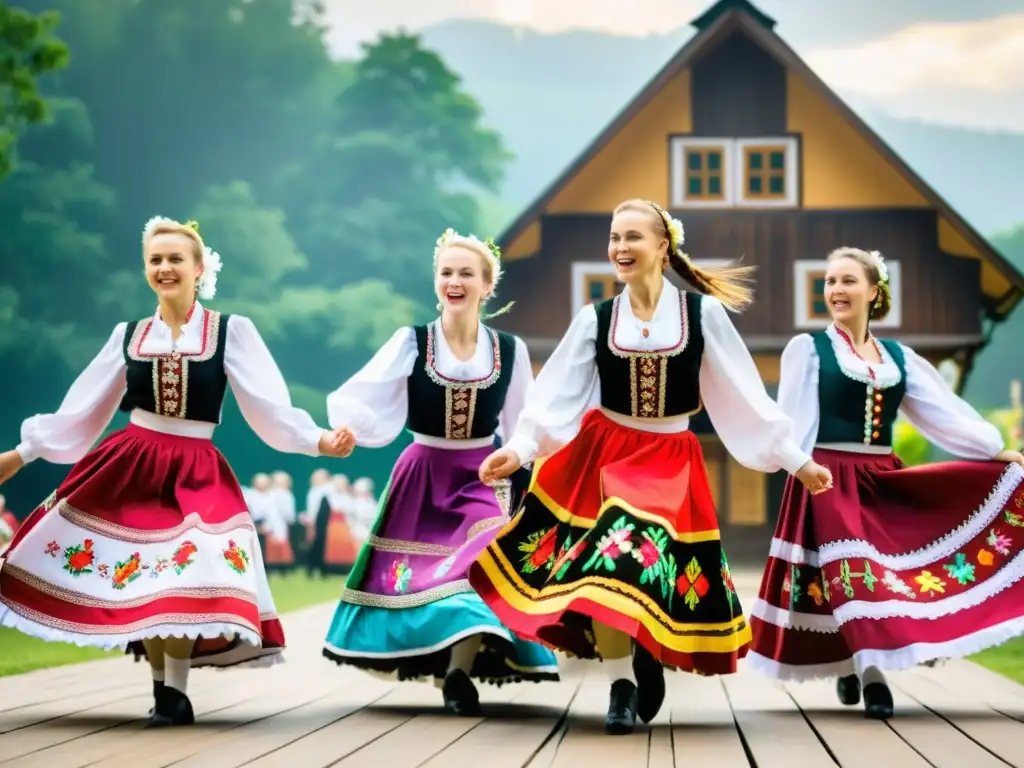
[442,669,481,716]
[145,685,195,727]
[836,674,861,706]
[863,682,894,720]
[605,679,638,735]
[632,645,665,724]
[148,679,165,716]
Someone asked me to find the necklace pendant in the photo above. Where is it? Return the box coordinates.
[642,327,649,338]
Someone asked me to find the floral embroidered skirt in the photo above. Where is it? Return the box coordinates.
[748,447,1024,682]
[469,409,749,675]
[0,422,285,669]
[321,441,559,685]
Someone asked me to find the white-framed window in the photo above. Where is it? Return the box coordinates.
[571,260,734,316]
[793,259,902,330]
[670,138,732,209]
[571,262,624,317]
[670,136,799,209]
[735,137,799,207]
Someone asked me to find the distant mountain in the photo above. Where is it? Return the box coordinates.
[419,20,1024,237]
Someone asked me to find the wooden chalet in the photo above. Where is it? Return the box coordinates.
[490,0,1024,558]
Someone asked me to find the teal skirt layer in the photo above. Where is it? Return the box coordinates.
[322,591,559,685]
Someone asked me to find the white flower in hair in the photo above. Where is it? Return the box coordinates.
[198,247,222,300]
[868,250,889,284]
[666,216,685,254]
[143,215,174,237]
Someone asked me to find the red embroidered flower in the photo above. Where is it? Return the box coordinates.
[172,541,197,567]
[531,527,558,568]
[636,539,661,568]
[67,539,95,572]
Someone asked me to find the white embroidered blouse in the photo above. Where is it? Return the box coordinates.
[326,319,533,448]
[502,278,811,474]
[15,303,328,464]
[777,326,1005,459]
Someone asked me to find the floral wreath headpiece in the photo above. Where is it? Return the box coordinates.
[867,250,889,310]
[434,228,503,275]
[433,227,514,318]
[867,250,889,286]
[143,216,223,300]
[647,202,686,260]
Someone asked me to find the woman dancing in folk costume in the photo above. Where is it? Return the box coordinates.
[746,247,1024,720]
[470,199,834,735]
[0,216,352,727]
[321,229,559,715]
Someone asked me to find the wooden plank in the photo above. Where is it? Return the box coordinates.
[784,677,930,766]
[669,673,749,765]
[549,675,649,768]
[168,674,394,767]
[882,679,1009,768]
[722,672,836,767]
[325,681,525,767]
[894,670,1024,767]
[420,679,579,768]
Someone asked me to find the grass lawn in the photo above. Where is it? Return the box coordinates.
[970,637,1024,686]
[0,570,345,678]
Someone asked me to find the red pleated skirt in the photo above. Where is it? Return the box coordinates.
[0,422,285,668]
[470,409,749,675]
[748,447,1024,681]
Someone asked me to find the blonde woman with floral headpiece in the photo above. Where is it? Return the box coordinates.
[321,228,559,715]
[747,246,1024,721]
[470,199,833,735]
[0,216,352,727]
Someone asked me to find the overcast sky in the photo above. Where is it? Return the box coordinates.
[318,0,1024,132]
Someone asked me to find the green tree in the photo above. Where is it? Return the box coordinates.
[0,3,69,177]
[287,32,513,304]
[964,223,1024,409]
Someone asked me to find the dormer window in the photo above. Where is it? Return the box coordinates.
[670,136,799,208]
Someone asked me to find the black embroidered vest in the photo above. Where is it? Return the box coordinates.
[405,323,517,439]
[594,291,704,419]
[812,331,907,447]
[119,311,230,424]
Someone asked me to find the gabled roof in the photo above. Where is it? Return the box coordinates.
[497,0,1024,320]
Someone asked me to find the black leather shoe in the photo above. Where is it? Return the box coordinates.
[442,670,481,716]
[632,645,665,723]
[145,685,195,727]
[148,679,165,716]
[863,682,894,720]
[604,679,638,735]
[836,674,861,706]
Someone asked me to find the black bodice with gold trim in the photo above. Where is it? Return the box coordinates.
[594,292,704,419]
[119,311,230,423]
[405,323,517,439]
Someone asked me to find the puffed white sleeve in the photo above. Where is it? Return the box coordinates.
[15,323,129,465]
[224,316,329,457]
[497,336,534,444]
[325,327,417,448]
[698,297,811,475]
[897,344,1005,460]
[504,305,600,466]
[776,334,821,457]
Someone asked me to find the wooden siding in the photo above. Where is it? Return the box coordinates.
[494,209,983,341]
[691,32,787,136]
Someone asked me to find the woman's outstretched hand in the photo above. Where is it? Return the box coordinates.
[795,459,833,495]
[319,428,355,458]
[0,450,24,486]
[479,448,521,486]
